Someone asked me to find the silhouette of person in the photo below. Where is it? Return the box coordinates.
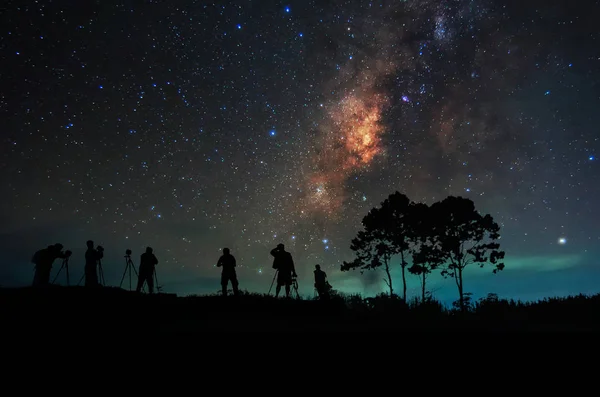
[314,264,330,299]
[271,243,296,298]
[217,247,239,297]
[31,243,68,287]
[136,247,158,293]
[84,240,104,287]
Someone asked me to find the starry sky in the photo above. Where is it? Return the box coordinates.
[1,0,599,304]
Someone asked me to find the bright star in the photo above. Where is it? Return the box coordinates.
[558,237,567,245]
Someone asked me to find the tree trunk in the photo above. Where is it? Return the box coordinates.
[421,271,426,302]
[401,252,407,301]
[384,256,393,296]
[458,266,464,311]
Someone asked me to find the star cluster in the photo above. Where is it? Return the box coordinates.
[1,0,599,300]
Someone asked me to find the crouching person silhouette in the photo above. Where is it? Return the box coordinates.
[314,264,331,299]
[136,247,158,293]
[217,247,239,296]
[32,243,68,287]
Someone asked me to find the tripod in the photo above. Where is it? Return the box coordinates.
[268,269,278,295]
[120,254,138,291]
[290,277,300,299]
[52,257,70,286]
[268,270,300,299]
[98,259,105,285]
[139,268,161,293]
[77,260,105,286]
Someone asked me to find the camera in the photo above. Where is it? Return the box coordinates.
[125,249,132,256]
[97,245,104,252]
[64,250,72,258]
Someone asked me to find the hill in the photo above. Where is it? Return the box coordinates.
[1,286,600,333]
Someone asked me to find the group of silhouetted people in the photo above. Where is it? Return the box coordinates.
[216,243,333,299]
[31,241,159,293]
[31,240,332,299]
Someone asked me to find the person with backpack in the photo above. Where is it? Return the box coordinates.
[313,264,331,300]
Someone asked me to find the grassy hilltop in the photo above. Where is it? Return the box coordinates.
[1,286,600,333]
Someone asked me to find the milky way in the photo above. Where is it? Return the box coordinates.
[1,0,599,302]
[302,74,391,216]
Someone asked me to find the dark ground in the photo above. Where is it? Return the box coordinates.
[2,286,600,333]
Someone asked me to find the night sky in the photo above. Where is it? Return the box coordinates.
[2,0,599,304]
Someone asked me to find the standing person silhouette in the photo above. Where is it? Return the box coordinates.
[136,247,158,293]
[84,240,104,287]
[270,243,296,298]
[217,247,239,296]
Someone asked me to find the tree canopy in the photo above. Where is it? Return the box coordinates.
[341,192,413,298]
[341,193,505,307]
[433,196,505,310]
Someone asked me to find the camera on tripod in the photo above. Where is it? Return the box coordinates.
[97,245,104,253]
[53,250,72,286]
[125,249,132,257]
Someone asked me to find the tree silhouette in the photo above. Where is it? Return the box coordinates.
[433,196,505,311]
[407,202,445,302]
[341,192,413,299]
[371,192,413,300]
[341,230,396,296]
